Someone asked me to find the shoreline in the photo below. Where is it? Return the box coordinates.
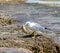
[26,1,60,7]
[0,0,59,7]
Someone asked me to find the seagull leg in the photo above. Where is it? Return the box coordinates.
[31,31,36,39]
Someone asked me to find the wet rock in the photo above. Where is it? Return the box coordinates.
[0,13,18,26]
[0,34,59,53]
[0,48,32,53]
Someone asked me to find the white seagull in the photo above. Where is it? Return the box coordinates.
[22,21,47,38]
[25,21,47,31]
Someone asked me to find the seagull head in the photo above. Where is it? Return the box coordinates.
[25,21,31,26]
[25,21,37,27]
[26,21,31,24]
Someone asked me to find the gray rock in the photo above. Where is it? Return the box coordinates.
[0,48,32,53]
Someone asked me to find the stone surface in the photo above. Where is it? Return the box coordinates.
[0,48,32,53]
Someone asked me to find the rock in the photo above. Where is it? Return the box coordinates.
[0,48,32,53]
[18,48,32,53]
[0,13,18,26]
[0,34,59,53]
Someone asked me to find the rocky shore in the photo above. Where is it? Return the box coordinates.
[0,14,18,26]
[0,13,60,53]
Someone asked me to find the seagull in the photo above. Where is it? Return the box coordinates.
[25,21,47,31]
[22,21,47,38]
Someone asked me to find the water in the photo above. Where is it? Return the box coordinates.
[0,3,60,44]
[0,3,60,30]
[26,0,60,5]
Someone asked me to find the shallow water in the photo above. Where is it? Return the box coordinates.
[0,3,60,44]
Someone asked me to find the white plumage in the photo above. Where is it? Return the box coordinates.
[22,21,47,37]
[25,21,45,31]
